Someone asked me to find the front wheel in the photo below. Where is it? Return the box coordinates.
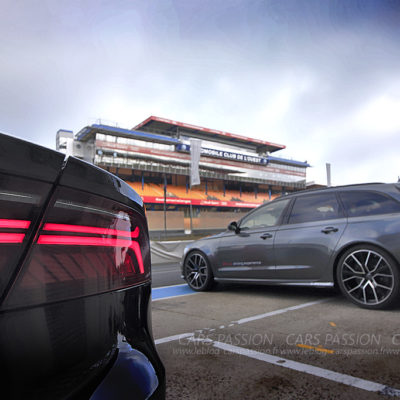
[184,251,214,291]
[336,245,400,309]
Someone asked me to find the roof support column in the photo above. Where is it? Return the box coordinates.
[163,174,167,238]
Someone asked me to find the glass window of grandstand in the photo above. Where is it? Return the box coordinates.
[240,199,290,230]
[288,193,342,224]
[339,191,400,217]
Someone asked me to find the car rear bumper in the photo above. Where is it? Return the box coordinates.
[0,283,165,399]
[90,335,165,400]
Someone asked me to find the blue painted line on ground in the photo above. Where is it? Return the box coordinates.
[152,284,196,301]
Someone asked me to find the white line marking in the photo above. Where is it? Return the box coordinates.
[152,269,181,275]
[234,298,330,325]
[154,297,400,396]
[155,299,330,341]
[152,292,198,302]
[155,333,193,345]
[152,240,193,244]
[212,341,400,397]
[152,283,187,290]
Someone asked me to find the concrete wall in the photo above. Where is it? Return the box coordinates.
[147,211,185,231]
[147,210,246,232]
[184,212,245,230]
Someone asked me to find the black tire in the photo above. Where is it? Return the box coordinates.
[336,244,400,310]
[183,251,214,291]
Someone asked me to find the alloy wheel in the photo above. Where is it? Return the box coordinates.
[184,252,210,290]
[340,249,395,306]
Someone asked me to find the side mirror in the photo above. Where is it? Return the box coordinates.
[228,221,239,233]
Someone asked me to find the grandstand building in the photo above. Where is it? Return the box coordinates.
[56,116,309,234]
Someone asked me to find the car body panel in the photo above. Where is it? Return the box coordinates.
[0,132,65,182]
[0,133,165,399]
[59,156,143,210]
[274,217,347,282]
[182,183,400,291]
[1,285,164,399]
[214,226,278,279]
[333,213,400,266]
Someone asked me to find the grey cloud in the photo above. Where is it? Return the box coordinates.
[0,0,399,184]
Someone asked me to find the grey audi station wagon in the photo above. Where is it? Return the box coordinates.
[182,183,400,310]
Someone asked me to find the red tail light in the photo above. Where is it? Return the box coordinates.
[0,173,53,301]
[3,187,150,309]
[0,220,30,243]
[0,233,26,243]
[42,223,139,237]
[0,218,31,245]
[0,219,31,229]
[37,224,144,273]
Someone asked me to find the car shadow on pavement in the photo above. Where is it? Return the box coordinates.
[212,283,400,311]
[214,282,338,299]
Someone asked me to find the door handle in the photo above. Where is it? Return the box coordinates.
[321,227,338,234]
[260,233,273,240]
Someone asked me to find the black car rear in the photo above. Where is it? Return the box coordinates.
[0,133,165,399]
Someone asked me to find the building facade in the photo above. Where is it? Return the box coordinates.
[57,116,309,234]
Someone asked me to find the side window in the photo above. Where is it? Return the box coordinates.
[240,199,290,230]
[339,191,400,217]
[288,193,341,224]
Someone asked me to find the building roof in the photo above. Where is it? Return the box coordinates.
[74,121,308,169]
[133,116,285,154]
[267,155,310,168]
[75,124,181,145]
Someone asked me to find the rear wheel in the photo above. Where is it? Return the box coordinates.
[184,251,214,291]
[336,245,400,309]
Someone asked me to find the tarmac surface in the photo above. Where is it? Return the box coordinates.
[152,262,182,288]
[151,264,400,400]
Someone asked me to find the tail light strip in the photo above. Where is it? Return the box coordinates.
[42,223,139,239]
[37,224,144,274]
[0,220,144,273]
[37,235,144,274]
[0,219,30,243]
[0,233,26,243]
[0,219,31,229]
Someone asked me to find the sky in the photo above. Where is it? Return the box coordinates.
[1,0,400,185]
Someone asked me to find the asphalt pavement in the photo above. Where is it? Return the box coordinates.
[152,262,183,287]
[151,262,400,400]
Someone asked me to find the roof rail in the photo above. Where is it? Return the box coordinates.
[282,182,386,198]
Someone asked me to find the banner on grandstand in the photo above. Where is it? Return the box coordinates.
[141,196,261,209]
[190,138,201,187]
[176,143,268,165]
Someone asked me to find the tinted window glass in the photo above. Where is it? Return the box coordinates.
[240,199,290,230]
[340,191,400,217]
[289,193,341,224]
